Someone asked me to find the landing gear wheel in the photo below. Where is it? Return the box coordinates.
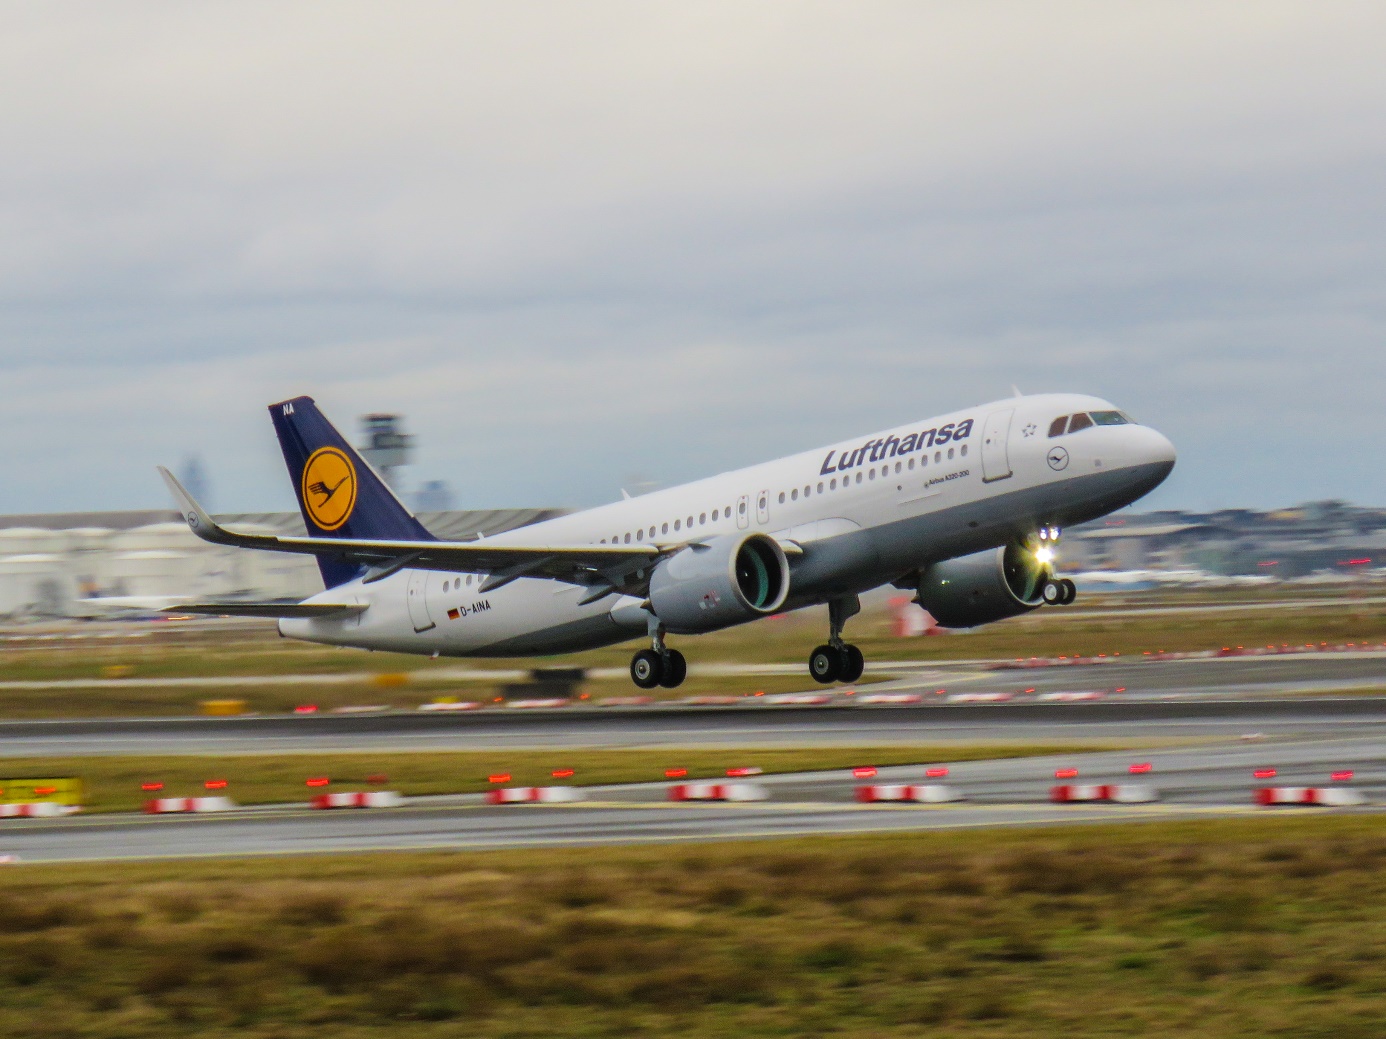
[1059,578,1077,605]
[630,649,664,690]
[1042,580,1064,605]
[809,645,843,684]
[839,644,865,684]
[658,649,687,689]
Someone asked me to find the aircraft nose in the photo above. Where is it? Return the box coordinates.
[1129,425,1176,478]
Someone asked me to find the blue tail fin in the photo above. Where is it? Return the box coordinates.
[269,396,435,588]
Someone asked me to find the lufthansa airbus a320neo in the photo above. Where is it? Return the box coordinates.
[161,393,1175,688]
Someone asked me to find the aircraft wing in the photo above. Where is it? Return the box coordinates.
[158,467,667,595]
[165,602,368,618]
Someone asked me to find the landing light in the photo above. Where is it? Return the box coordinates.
[1035,546,1055,564]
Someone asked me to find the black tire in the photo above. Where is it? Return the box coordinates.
[1041,580,1064,605]
[1060,578,1077,605]
[839,644,865,684]
[659,649,687,689]
[809,645,842,684]
[630,649,664,689]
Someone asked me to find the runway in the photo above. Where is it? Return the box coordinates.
[0,653,1382,757]
[1,737,1380,863]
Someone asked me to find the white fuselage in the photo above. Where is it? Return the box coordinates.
[281,392,1175,656]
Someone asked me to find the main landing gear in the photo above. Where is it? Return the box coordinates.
[809,595,865,684]
[630,622,687,690]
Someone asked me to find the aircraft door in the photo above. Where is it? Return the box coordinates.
[756,490,770,525]
[406,569,436,633]
[981,409,1015,483]
[736,494,750,530]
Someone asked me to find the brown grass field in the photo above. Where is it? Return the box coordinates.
[0,815,1382,1037]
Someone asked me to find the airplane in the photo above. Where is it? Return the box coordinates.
[159,392,1175,688]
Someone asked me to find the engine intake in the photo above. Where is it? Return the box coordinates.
[915,543,1050,629]
[649,532,790,634]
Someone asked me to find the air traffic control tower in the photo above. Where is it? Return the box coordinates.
[358,414,414,490]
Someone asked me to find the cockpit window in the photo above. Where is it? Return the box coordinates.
[1067,413,1094,433]
[1090,410,1129,426]
[1047,416,1068,438]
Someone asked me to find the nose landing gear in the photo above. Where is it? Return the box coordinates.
[808,595,865,684]
[1042,577,1077,606]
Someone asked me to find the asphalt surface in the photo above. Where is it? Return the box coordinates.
[0,653,1382,756]
[1,733,1380,864]
[0,653,1381,863]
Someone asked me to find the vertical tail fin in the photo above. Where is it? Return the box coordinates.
[269,396,435,588]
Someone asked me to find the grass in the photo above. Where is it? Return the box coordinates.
[0,815,1383,1037]
[0,745,1114,813]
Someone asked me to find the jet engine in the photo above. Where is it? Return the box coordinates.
[915,542,1051,628]
[649,532,790,634]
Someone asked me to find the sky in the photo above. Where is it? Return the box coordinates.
[1,2,1383,516]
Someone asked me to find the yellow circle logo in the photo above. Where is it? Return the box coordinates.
[301,448,357,531]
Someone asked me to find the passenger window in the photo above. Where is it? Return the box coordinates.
[908,458,915,469]
[1090,410,1128,426]
[711,509,719,521]
[947,447,954,459]
[1048,416,1068,437]
[855,472,863,484]
[934,451,941,463]
[623,533,631,544]
[791,489,798,500]
[699,513,706,524]
[960,444,967,457]
[636,529,644,541]
[466,575,472,585]
[778,492,785,504]
[830,478,837,490]
[1068,413,1094,433]
[673,519,681,531]
[816,482,824,494]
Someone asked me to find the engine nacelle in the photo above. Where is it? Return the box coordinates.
[649,532,790,634]
[916,543,1050,628]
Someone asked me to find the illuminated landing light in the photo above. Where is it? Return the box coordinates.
[1035,546,1055,564]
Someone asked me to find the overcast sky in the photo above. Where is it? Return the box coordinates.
[1,2,1383,516]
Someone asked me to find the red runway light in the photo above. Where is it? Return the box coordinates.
[306,777,330,788]
[366,773,388,784]
[1253,768,1276,779]
[665,768,688,779]
[1331,770,1354,782]
[140,782,163,792]
[1055,768,1079,779]
[925,767,949,778]
[551,769,575,779]
[1129,763,1152,774]
[726,767,761,777]
[204,779,228,790]
[293,704,318,714]
[33,786,57,796]
[487,774,511,784]
[852,767,877,779]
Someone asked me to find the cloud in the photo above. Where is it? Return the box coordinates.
[0,2,1382,513]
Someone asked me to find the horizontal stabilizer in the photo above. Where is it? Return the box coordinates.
[164,602,367,619]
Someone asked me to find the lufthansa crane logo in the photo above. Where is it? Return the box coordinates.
[301,447,357,531]
[1046,446,1070,471]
